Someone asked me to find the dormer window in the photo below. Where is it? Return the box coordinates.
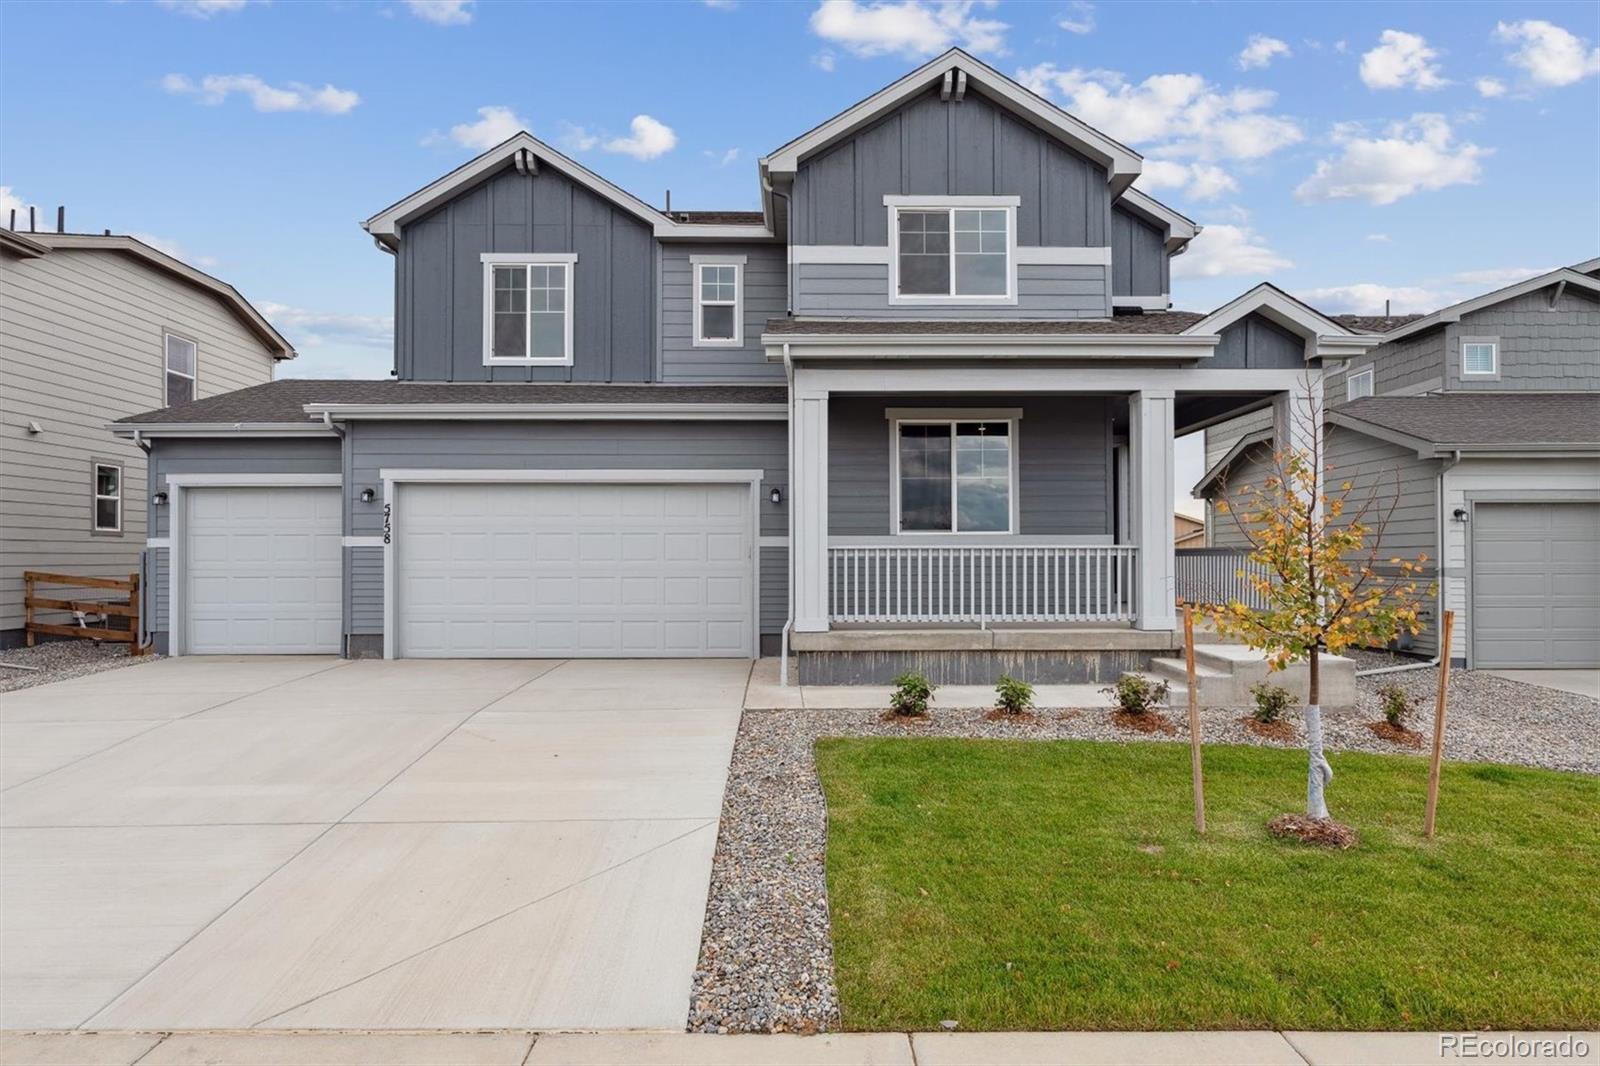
[887,196,1018,304]
[481,253,576,366]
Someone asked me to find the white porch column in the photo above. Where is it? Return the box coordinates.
[1130,390,1177,632]
[792,389,830,632]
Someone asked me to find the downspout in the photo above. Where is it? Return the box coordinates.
[764,175,794,317]
[131,430,154,651]
[321,412,350,657]
[1354,448,1461,678]
[780,341,795,686]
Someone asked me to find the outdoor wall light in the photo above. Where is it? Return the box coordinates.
[1452,507,1469,522]
[152,491,169,506]
[769,486,783,505]
[359,487,377,503]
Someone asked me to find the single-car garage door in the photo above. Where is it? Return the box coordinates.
[395,481,753,658]
[1471,501,1600,668]
[184,486,343,654]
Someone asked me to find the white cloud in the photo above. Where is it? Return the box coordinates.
[809,0,1007,60]
[425,105,529,150]
[1016,65,1303,162]
[1475,76,1507,98]
[705,147,741,167]
[162,73,360,115]
[1237,34,1290,70]
[812,49,838,72]
[155,0,250,17]
[1,186,43,232]
[1359,30,1448,90]
[404,0,473,25]
[1057,1,1094,35]
[128,232,219,269]
[1171,224,1292,279]
[557,122,600,153]
[703,0,739,8]
[1493,19,1600,88]
[1137,159,1238,201]
[1295,113,1488,205]
[603,115,678,160]
[1365,233,1391,242]
[1297,283,1443,315]
[1449,265,1556,288]
[259,302,394,350]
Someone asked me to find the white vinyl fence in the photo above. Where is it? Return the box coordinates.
[1175,548,1272,610]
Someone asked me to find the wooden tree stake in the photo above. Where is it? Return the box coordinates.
[1184,604,1206,835]
[1424,610,1455,840]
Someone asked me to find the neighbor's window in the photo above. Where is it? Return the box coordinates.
[896,420,1013,533]
[1462,341,1497,376]
[894,206,1011,299]
[164,332,196,406]
[1347,367,1374,400]
[695,261,742,346]
[483,255,574,365]
[93,462,122,533]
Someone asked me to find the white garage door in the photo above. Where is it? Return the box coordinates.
[184,486,343,655]
[1471,501,1600,668]
[395,481,753,658]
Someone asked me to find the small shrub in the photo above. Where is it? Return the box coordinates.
[1249,681,1293,724]
[1378,683,1414,728]
[994,675,1035,716]
[1101,674,1170,716]
[889,671,936,717]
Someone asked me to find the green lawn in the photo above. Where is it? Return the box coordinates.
[815,738,1600,1032]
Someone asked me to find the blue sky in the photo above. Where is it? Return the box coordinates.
[3,0,1597,508]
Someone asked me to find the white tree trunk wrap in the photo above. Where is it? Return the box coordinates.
[1305,703,1334,819]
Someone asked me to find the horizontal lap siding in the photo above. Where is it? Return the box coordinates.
[660,243,785,382]
[794,263,1108,318]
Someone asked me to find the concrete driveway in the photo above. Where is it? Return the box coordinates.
[0,656,749,1032]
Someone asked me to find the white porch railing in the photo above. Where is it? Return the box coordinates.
[1175,548,1272,610]
[828,540,1138,624]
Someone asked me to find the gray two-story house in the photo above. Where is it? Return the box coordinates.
[1199,262,1600,670]
[111,50,1382,681]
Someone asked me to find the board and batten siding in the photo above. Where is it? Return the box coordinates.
[659,242,785,382]
[344,420,789,636]
[1111,204,1168,298]
[0,247,278,637]
[828,394,1115,538]
[396,166,655,383]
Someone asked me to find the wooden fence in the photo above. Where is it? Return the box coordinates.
[23,571,146,652]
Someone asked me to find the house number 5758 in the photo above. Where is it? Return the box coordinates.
[382,503,392,545]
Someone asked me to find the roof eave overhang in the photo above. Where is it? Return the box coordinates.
[1116,187,1201,253]
[1184,283,1378,361]
[1192,428,1274,498]
[763,333,1218,361]
[109,422,333,438]
[1379,268,1600,343]
[302,402,788,422]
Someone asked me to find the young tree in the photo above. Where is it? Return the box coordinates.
[1208,387,1431,821]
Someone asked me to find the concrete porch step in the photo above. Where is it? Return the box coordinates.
[1142,657,1237,704]
[1122,646,1358,708]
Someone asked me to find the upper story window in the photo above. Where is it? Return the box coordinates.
[887,196,1018,304]
[1346,366,1374,400]
[1462,339,1498,376]
[893,413,1018,534]
[92,461,122,534]
[481,253,576,366]
[692,256,744,347]
[164,332,196,406]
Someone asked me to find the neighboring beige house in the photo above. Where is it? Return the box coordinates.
[0,228,293,647]
[1174,512,1205,548]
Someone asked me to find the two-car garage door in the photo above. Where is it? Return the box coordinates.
[394,481,754,658]
[1470,501,1600,668]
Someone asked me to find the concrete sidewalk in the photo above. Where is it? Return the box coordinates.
[4,1030,1595,1065]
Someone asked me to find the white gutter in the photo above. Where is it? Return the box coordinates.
[781,340,794,688]
[762,334,1219,361]
[304,402,788,422]
[109,422,336,438]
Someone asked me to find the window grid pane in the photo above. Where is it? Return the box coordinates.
[1463,343,1496,374]
[93,465,120,531]
[953,422,1011,532]
[898,424,953,531]
[165,335,196,376]
[952,209,1008,296]
[167,371,194,406]
[897,210,951,295]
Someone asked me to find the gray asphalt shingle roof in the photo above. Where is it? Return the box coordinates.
[1331,313,1429,334]
[117,379,789,425]
[1335,393,1600,447]
[763,312,1206,336]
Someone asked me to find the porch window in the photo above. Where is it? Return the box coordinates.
[481,254,575,366]
[692,257,743,346]
[895,420,1013,533]
[890,199,1016,302]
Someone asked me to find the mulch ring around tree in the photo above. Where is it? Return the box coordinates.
[1268,813,1359,849]
[1367,720,1424,748]
[1241,715,1297,742]
[1109,709,1177,735]
[983,707,1039,724]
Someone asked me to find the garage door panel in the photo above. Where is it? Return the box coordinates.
[396,482,753,658]
[1472,501,1600,669]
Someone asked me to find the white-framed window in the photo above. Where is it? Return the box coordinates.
[1462,339,1498,376]
[1346,366,1374,400]
[480,253,576,366]
[887,196,1018,304]
[692,255,744,347]
[890,412,1019,534]
[164,332,196,406]
[92,461,122,534]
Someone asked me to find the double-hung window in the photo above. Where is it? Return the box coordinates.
[693,256,744,346]
[164,332,196,406]
[889,197,1017,303]
[894,416,1016,534]
[482,253,576,366]
[1346,366,1374,400]
[1462,339,1498,377]
[92,462,122,534]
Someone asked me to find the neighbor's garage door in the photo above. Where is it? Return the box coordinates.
[185,486,343,654]
[1471,501,1600,668]
[395,482,753,658]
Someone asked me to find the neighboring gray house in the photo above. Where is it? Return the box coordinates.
[1199,264,1600,669]
[110,50,1382,681]
[0,228,292,648]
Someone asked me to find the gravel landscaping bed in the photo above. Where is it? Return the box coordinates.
[689,670,1598,1033]
[0,641,161,693]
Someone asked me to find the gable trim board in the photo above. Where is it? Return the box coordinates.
[1114,188,1201,253]
[1379,267,1600,343]
[1183,283,1378,361]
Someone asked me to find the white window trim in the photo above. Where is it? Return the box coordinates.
[691,254,745,348]
[92,460,123,535]
[886,196,1019,307]
[480,253,577,367]
[889,414,1021,536]
[1346,366,1375,401]
[163,331,197,403]
[1461,337,1499,378]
